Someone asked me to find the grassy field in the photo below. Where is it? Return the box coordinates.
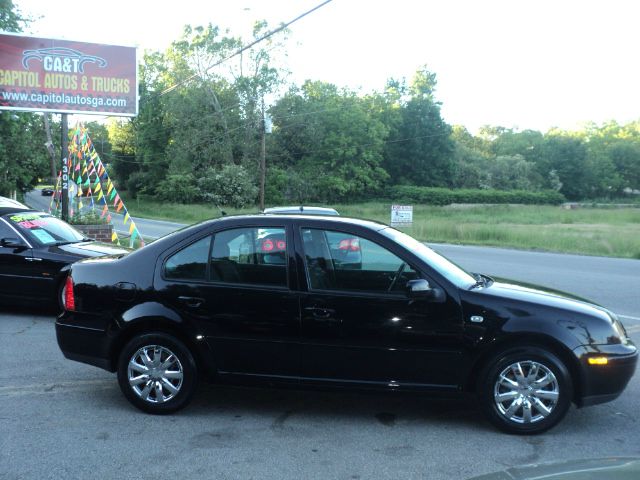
[123,198,640,259]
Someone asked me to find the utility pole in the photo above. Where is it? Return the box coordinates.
[61,113,69,222]
[43,114,57,182]
[259,98,266,211]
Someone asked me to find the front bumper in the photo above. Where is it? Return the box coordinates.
[574,341,638,407]
[56,311,115,372]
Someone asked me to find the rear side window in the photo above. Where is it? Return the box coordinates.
[164,236,212,281]
[210,227,287,287]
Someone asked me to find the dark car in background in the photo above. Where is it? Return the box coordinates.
[55,214,637,434]
[0,196,128,308]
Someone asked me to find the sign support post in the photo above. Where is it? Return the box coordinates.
[61,113,69,222]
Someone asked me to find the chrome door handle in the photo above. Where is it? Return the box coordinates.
[25,257,42,262]
[305,307,340,323]
[178,296,205,308]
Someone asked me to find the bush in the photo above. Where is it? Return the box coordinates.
[196,164,258,208]
[157,174,199,203]
[69,210,108,225]
[387,186,565,205]
[126,171,157,198]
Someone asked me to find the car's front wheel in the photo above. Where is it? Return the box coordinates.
[479,347,573,434]
[117,333,197,414]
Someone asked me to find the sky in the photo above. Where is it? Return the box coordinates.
[13,0,640,133]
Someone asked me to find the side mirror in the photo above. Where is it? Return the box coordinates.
[0,237,27,249]
[406,279,446,303]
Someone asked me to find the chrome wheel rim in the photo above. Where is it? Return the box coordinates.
[493,360,559,424]
[128,345,184,404]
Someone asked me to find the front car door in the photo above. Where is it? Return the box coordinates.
[0,215,42,303]
[295,223,465,390]
[155,220,300,381]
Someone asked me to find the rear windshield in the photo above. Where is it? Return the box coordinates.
[7,212,84,246]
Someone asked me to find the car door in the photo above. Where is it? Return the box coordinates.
[0,217,40,302]
[155,223,301,380]
[296,225,465,389]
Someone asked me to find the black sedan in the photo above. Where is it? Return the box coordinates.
[55,214,638,434]
[0,198,128,307]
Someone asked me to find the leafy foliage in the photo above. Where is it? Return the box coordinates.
[196,164,258,208]
[82,22,640,206]
[0,2,49,195]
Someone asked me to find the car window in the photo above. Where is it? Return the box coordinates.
[302,228,418,293]
[7,212,84,246]
[210,227,287,287]
[379,227,476,288]
[0,219,17,240]
[164,236,211,281]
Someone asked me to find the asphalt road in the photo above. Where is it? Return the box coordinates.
[1,309,638,480]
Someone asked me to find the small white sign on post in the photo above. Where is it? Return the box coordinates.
[390,205,413,227]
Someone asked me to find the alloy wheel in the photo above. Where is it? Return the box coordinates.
[127,345,184,404]
[493,360,560,424]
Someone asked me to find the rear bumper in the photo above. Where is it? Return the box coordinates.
[56,312,115,372]
[574,341,638,407]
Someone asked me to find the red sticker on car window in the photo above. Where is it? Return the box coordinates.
[261,238,286,252]
[18,219,46,229]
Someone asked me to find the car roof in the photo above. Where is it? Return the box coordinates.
[0,196,31,216]
[211,213,387,230]
[263,206,340,216]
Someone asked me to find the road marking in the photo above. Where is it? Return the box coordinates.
[0,379,114,397]
[625,324,640,334]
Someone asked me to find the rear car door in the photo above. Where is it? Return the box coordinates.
[296,225,464,389]
[155,222,301,380]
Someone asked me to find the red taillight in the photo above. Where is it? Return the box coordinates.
[63,276,75,311]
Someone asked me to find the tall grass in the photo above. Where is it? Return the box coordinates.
[124,199,640,259]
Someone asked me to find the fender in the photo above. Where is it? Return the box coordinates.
[113,301,217,376]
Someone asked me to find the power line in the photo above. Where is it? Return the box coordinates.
[159,0,333,96]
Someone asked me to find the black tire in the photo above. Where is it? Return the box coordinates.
[479,347,573,434]
[117,333,197,414]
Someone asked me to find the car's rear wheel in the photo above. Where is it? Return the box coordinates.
[479,347,573,434]
[117,333,197,414]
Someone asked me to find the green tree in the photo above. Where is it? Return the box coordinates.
[0,0,25,31]
[541,134,589,200]
[382,68,454,187]
[270,81,388,202]
[0,1,49,196]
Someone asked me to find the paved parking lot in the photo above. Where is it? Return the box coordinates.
[1,308,638,480]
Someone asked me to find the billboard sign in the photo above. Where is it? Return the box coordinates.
[0,32,137,116]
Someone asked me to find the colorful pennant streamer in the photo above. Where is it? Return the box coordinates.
[54,123,145,249]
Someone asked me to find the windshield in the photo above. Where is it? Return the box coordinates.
[379,227,476,288]
[8,212,85,246]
